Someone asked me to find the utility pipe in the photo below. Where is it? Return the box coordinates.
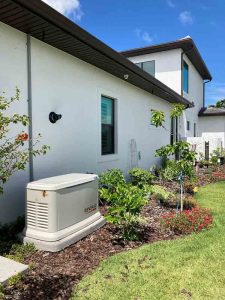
[27,34,34,181]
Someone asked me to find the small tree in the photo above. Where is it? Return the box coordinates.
[150,104,185,128]
[215,99,225,108]
[0,88,49,194]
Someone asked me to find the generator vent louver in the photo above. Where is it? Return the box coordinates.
[27,201,49,230]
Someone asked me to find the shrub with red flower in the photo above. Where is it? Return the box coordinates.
[161,206,213,234]
[17,133,28,141]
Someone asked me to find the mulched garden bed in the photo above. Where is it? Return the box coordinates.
[3,200,180,300]
[3,167,224,300]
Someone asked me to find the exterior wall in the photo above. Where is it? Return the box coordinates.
[31,37,172,179]
[127,50,205,140]
[0,22,29,223]
[199,116,225,147]
[187,137,222,159]
[181,54,204,139]
[127,49,182,94]
[0,21,173,223]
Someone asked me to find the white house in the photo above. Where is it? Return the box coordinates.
[121,36,212,141]
[121,38,225,158]
[0,0,211,223]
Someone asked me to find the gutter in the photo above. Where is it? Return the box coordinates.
[10,0,191,108]
[27,34,34,182]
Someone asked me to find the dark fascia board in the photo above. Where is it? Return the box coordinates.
[121,38,212,81]
[199,108,225,117]
[0,0,192,107]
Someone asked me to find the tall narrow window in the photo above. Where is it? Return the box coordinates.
[135,60,155,77]
[194,123,196,137]
[101,96,115,155]
[183,60,189,93]
[187,121,190,131]
[170,117,178,145]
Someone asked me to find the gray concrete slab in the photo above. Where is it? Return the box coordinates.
[0,256,28,285]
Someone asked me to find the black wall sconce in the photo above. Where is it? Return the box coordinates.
[49,112,62,124]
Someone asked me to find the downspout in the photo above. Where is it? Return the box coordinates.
[27,34,34,182]
[203,79,211,108]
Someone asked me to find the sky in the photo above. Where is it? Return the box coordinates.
[42,0,225,106]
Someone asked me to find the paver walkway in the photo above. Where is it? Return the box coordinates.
[0,256,28,285]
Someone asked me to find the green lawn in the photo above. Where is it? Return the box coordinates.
[72,182,225,300]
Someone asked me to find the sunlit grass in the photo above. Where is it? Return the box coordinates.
[72,182,225,300]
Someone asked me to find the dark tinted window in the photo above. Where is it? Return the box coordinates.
[101,96,115,155]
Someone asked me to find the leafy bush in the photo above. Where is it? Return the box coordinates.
[5,243,36,263]
[0,284,4,300]
[128,168,154,188]
[155,141,197,181]
[161,207,213,234]
[105,184,148,240]
[99,169,125,191]
[160,159,196,181]
[8,273,22,286]
[0,89,50,194]
[150,185,174,205]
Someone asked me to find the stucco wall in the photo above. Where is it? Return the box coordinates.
[127,49,204,140]
[0,21,173,223]
[0,22,29,223]
[181,54,204,139]
[199,116,225,147]
[127,49,182,94]
[31,37,172,179]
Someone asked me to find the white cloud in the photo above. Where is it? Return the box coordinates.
[42,0,83,20]
[179,11,193,25]
[135,29,153,44]
[167,0,175,8]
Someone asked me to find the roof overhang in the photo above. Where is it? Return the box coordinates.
[0,0,192,107]
[121,38,212,81]
[199,107,225,117]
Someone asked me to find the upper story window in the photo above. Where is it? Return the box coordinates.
[101,96,115,155]
[182,60,189,93]
[187,121,190,131]
[136,60,155,77]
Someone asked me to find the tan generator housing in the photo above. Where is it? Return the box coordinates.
[23,173,105,252]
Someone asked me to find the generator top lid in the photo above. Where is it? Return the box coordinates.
[27,173,98,191]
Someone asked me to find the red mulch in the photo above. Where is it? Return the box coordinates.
[3,200,180,300]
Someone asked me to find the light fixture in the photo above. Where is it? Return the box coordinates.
[49,112,62,124]
[124,74,129,80]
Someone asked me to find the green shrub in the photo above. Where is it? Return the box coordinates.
[128,168,154,188]
[0,284,4,300]
[160,160,195,181]
[155,141,197,181]
[5,243,36,263]
[150,185,175,205]
[105,184,148,240]
[8,273,22,286]
[99,169,125,191]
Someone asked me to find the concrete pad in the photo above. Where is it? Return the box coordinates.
[0,256,28,285]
